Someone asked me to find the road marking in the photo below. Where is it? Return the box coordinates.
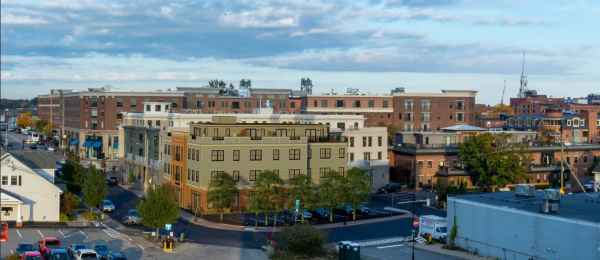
[79,230,88,240]
[137,244,145,250]
[58,230,65,238]
[16,229,23,239]
[358,237,410,247]
[37,229,44,238]
[377,244,405,249]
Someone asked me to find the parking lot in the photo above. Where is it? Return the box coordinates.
[0,227,144,259]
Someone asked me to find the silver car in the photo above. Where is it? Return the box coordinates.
[123,209,141,225]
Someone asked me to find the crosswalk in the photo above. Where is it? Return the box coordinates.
[357,236,412,247]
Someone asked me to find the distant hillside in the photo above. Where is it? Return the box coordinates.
[0,98,37,110]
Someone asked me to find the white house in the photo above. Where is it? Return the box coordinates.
[0,153,62,225]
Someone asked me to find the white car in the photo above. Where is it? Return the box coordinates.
[75,249,99,260]
[101,200,116,213]
[47,146,56,151]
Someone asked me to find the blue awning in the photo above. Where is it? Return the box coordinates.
[69,138,79,145]
[83,139,102,148]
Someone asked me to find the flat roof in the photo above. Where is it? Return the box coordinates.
[451,191,600,223]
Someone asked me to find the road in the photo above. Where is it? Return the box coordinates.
[105,186,446,249]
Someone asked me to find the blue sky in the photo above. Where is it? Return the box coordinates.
[1,0,599,104]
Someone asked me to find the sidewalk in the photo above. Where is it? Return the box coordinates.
[180,210,411,232]
[414,243,494,260]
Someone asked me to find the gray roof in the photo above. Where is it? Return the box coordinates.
[451,191,600,223]
[441,124,486,132]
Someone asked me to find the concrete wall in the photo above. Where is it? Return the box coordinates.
[447,197,600,260]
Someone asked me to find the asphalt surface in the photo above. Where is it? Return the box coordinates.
[105,185,446,250]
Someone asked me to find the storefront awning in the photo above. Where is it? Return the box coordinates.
[69,138,79,145]
[83,139,102,148]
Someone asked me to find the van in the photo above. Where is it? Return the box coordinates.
[418,215,447,241]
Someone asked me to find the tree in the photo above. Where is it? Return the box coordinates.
[287,174,316,223]
[16,112,32,129]
[207,172,239,222]
[62,159,84,194]
[317,173,346,223]
[60,192,79,216]
[448,216,458,248]
[252,170,285,226]
[491,104,513,116]
[82,166,108,209]
[458,133,529,192]
[344,168,371,221]
[137,184,180,234]
[208,79,227,88]
[272,224,326,258]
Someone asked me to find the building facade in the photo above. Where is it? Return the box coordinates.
[0,153,62,224]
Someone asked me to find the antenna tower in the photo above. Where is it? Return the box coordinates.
[518,52,528,98]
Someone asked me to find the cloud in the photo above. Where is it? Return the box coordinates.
[219,7,299,28]
[0,12,49,25]
[384,0,460,7]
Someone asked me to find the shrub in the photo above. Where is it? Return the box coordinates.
[128,171,136,184]
[272,224,326,258]
[60,192,80,215]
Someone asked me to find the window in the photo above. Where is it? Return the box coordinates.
[195,170,199,182]
[456,112,465,122]
[349,153,354,161]
[273,149,280,160]
[116,97,123,107]
[187,169,191,181]
[320,100,328,107]
[146,104,151,112]
[211,150,224,161]
[456,100,464,110]
[338,167,345,176]
[353,100,361,108]
[383,100,389,108]
[336,100,345,108]
[233,150,240,161]
[378,151,383,160]
[289,149,301,160]
[420,100,431,111]
[337,122,345,130]
[90,96,98,107]
[290,102,296,108]
[250,149,262,161]
[2,176,8,185]
[320,148,331,159]
[421,112,430,122]
[249,170,260,181]
[313,100,318,107]
[368,136,372,147]
[362,136,367,147]
[378,136,383,146]
[417,161,424,168]
[289,169,302,179]
[368,100,375,108]
[404,112,413,121]
[363,152,371,160]
[18,176,21,186]
[232,101,240,109]
[130,98,137,109]
[210,171,224,184]
[91,109,98,118]
[338,148,346,159]
[233,170,240,182]
[427,161,433,168]
[404,100,414,111]
[319,167,332,178]
[350,137,355,147]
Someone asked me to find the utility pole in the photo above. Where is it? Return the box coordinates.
[501,80,507,105]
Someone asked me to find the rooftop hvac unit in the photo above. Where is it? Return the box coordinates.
[515,184,535,197]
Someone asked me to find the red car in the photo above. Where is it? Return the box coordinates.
[20,251,42,260]
[38,237,61,255]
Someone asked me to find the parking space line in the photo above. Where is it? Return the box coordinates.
[136,244,144,250]
[36,229,44,238]
[377,244,405,249]
[16,229,23,239]
[58,229,65,238]
[79,230,88,240]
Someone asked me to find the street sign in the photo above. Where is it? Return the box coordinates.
[165,224,172,231]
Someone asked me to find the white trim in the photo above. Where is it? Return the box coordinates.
[306,107,393,113]
[449,197,600,228]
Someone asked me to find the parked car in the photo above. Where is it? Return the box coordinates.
[313,208,330,219]
[106,176,119,186]
[47,146,56,151]
[101,200,116,213]
[68,244,87,257]
[376,183,402,194]
[94,245,110,259]
[16,243,35,255]
[29,144,37,150]
[45,248,69,260]
[75,249,99,260]
[107,252,127,260]
[358,205,372,215]
[123,209,142,225]
[38,237,61,255]
[583,180,596,192]
[19,251,42,260]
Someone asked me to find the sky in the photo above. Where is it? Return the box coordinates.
[1,0,599,104]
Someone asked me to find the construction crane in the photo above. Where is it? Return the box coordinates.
[517,52,528,98]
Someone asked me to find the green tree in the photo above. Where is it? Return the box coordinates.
[61,159,84,193]
[448,216,458,248]
[344,168,371,221]
[287,174,316,223]
[317,173,346,223]
[272,224,326,258]
[82,166,108,209]
[207,172,239,222]
[137,184,180,235]
[253,170,285,226]
[458,133,529,191]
